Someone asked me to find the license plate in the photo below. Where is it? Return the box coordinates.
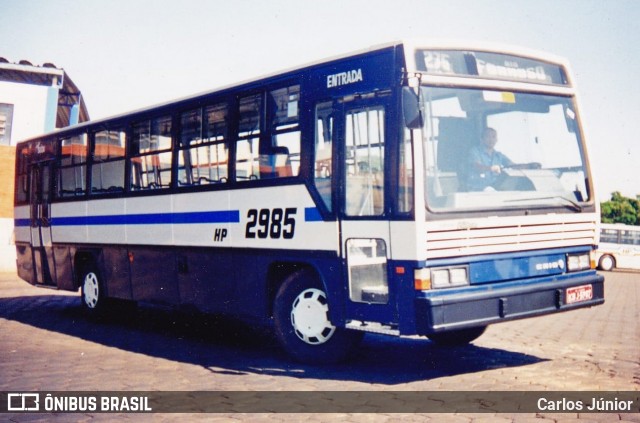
[566,284,593,304]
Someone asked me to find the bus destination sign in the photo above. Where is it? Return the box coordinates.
[416,50,568,86]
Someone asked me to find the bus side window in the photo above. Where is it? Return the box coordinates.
[130,116,173,190]
[235,86,301,182]
[314,101,333,211]
[58,133,88,197]
[266,85,300,178]
[178,103,229,186]
[235,94,262,181]
[15,146,30,204]
[92,129,125,194]
[345,107,385,216]
[600,228,619,244]
[621,230,640,246]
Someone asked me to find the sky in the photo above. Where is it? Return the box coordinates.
[1,0,638,201]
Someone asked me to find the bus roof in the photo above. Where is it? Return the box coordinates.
[15,39,573,144]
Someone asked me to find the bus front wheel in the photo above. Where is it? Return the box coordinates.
[427,326,487,347]
[273,270,363,364]
[598,255,615,271]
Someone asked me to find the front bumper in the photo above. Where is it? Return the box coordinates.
[414,272,604,335]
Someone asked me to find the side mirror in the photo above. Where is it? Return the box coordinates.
[402,87,424,129]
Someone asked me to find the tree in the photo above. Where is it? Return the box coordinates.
[600,192,640,225]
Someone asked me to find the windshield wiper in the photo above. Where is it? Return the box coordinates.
[505,195,584,212]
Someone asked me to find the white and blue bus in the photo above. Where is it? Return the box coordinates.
[14,41,604,363]
[596,223,640,271]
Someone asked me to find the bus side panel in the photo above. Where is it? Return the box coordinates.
[14,205,33,284]
[230,249,271,319]
[616,246,640,269]
[227,183,344,322]
[53,245,74,291]
[392,259,423,335]
[13,205,30,243]
[230,249,345,324]
[51,201,88,244]
[229,185,338,252]
[126,196,172,245]
[172,191,232,247]
[88,198,126,245]
[100,247,133,300]
[129,246,178,304]
[15,242,34,284]
[315,255,349,326]
[177,247,235,314]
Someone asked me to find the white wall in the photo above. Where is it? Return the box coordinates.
[0,218,16,272]
[0,80,49,145]
[0,81,51,272]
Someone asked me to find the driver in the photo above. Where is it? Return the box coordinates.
[466,127,514,191]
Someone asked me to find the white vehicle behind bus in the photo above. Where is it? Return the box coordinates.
[597,223,640,271]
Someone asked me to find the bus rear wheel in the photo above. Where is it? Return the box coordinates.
[273,270,363,364]
[427,326,487,347]
[598,254,615,271]
[80,265,107,316]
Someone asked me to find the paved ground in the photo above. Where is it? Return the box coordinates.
[0,270,638,422]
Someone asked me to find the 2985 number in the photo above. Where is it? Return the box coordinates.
[245,208,297,239]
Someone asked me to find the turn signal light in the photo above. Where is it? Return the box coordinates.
[414,266,470,290]
[414,268,431,290]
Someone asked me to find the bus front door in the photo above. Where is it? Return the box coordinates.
[29,162,56,286]
[337,96,396,325]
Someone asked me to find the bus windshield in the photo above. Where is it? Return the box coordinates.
[421,86,589,212]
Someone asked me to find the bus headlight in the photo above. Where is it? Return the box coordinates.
[567,253,592,271]
[415,266,469,290]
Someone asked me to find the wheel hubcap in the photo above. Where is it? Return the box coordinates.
[83,272,99,309]
[290,288,335,345]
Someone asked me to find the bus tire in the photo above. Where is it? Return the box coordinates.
[273,270,363,364]
[427,326,487,347]
[598,254,615,271]
[80,265,107,316]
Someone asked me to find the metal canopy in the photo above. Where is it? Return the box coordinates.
[0,58,90,128]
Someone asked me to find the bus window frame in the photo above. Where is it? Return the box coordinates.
[56,131,89,199]
[90,126,127,195]
[176,100,232,188]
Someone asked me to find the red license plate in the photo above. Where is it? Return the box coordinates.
[566,284,593,304]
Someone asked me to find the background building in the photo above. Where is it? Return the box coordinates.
[0,59,88,271]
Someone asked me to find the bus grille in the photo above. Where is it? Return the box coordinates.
[425,216,598,259]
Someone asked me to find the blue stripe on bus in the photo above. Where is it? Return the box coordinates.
[304,207,323,222]
[16,208,321,226]
[38,210,241,227]
[14,218,31,227]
